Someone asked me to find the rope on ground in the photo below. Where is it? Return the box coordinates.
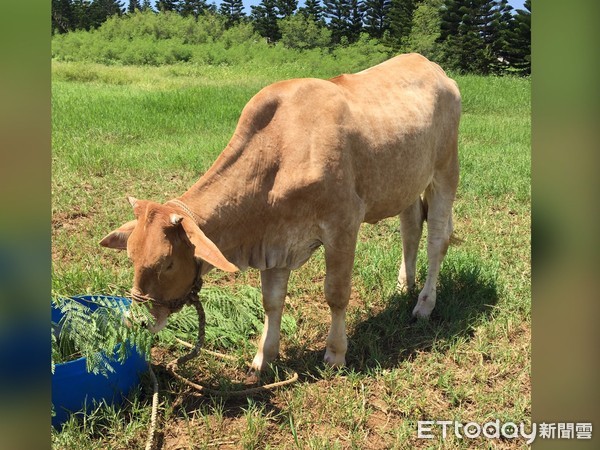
[144,298,299,449]
[168,351,299,397]
[145,361,159,450]
[166,300,299,397]
[175,337,237,361]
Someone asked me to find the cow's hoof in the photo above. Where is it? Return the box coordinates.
[245,368,261,385]
[412,294,434,319]
[412,309,431,320]
[324,350,346,368]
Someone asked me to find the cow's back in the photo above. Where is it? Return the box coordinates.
[325,54,461,223]
[250,53,461,225]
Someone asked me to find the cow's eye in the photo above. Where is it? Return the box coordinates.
[165,261,174,271]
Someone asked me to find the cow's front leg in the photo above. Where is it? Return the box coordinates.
[250,268,291,375]
[323,234,358,367]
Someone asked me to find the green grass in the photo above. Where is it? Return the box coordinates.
[52,60,530,449]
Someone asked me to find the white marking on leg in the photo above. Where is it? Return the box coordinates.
[251,309,282,371]
[250,269,290,372]
[324,307,347,367]
[412,285,437,319]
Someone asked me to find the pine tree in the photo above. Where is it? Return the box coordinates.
[363,0,391,39]
[477,0,502,73]
[89,0,124,29]
[52,0,75,33]
[127,0,141,13]
[299,0,324,23]
[251,0,281,42]
[180,0,210,18]
[156,0,179,12]
[489,0,514,74]
[452,2,482,73]
[347,0,364,41]
[71,0,93,30]
[439,0,459,40]
[506,0,530,75]
[323,0,350,44]
[386,0,417,49]
[277,0,298,18]
[219,0,246,27]
[140,0,153,11]
[439,0,506,74]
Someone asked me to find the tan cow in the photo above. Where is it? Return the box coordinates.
[100,53,461,373]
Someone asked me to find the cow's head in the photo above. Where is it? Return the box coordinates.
[99,197,237,332]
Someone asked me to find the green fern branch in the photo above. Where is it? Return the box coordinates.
[52,287,297,377]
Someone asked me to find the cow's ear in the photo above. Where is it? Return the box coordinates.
[180,219,238,272]
[99,220,137,250]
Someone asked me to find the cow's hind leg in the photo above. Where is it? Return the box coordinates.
[250,268,291,374]
[322,229,359,367]
[412,173,458,319]
[398,197,426,292]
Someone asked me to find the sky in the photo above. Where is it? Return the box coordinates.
[151,0,527,16]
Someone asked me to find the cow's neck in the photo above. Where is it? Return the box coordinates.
[178,135,276,268]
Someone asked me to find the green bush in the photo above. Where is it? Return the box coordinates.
[97,10,217,43]
[221,22,261,49]
[331,33,390,73]
[51,10,394,70]
[279,14,332,50]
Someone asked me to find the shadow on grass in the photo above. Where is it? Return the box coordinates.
[282,260,500,377]
[347,262,499,372]
[150,260,499,425]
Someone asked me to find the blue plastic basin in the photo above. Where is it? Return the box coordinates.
[51,295,147,429]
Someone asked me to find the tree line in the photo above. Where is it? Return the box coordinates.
[52,0,530,75]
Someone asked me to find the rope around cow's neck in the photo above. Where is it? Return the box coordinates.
[144,298,298,449]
